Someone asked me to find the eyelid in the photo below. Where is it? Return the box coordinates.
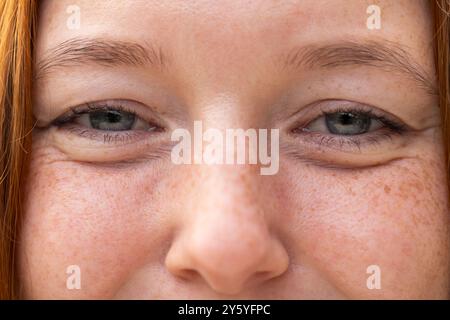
[48,123,174,163]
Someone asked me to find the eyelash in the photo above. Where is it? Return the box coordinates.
[291,106,408,150]
[52,103,163,144]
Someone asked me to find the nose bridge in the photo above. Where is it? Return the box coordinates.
[192,164,262,218]
[187,165,268,248]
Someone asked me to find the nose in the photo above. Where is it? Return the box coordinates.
[165,166,289,295]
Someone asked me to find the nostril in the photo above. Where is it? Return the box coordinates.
[175,268,199,281]
[250,270,277,285]
[255,271,271,279]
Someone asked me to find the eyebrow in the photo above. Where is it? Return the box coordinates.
[35,37,168,79]
[281,40,437,95]
[36,38,437,96]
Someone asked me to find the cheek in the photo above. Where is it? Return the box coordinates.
[18,147,177,298]
[18,140,450,299]
[277,155,450,298]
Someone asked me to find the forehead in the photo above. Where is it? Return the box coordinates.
[41,0,429,37]
[37,0,432,51]
[36,0,435,94]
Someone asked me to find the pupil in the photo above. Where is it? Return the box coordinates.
[325,112,370,135]
[106,111,121,123]
[89,110,135,131]
[340,114,353,125]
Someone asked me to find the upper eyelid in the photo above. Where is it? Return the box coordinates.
[317,100,402,120]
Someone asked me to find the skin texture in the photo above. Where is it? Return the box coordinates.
[18,0,450,299]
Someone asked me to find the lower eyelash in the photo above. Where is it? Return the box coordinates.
[328,131,394,149]
[298,126,403,152]
[63,125,144,144]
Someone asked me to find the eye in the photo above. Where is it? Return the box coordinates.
[74,109,151,131]
[52,101,165,144]
[305,110,384,135]
[290,101,409,153]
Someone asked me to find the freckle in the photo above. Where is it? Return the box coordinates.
[348,187,355,196]
[384,185,391,194]
[415,181,424,192]
[372,194,379,205]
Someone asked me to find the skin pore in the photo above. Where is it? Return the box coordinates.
[18,0,449,298]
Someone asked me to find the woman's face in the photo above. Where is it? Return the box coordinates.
[19,0,449,299]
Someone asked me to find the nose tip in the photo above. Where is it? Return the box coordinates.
[165,224,289,295]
